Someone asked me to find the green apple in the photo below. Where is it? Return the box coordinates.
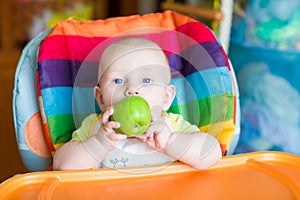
[112,96,151,136]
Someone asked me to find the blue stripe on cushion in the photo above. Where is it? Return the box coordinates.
[171,67,232,102]
[41,87,72,116]
[171,77,186,106]
[42,87,99,116]
[72,87,98,114]
[186,66,232,101]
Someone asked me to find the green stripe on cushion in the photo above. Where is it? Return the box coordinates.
[167,93,233,127]
[47,114,75,144]
[47,93,233,145]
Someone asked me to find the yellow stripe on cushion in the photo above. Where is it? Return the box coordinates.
[199,119,235,149]
[52,143,65,157]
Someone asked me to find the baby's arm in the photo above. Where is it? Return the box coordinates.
[53,107,126,170]
[140,117,222,169]
[163,132,222,169]
[53,136,111,170]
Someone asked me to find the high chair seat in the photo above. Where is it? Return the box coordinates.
[13,11,240,171]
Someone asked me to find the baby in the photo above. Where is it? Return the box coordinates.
[53,37,222,170]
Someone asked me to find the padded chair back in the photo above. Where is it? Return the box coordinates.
[13,11,240,171]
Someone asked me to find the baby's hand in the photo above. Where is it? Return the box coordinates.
[137,118,172,151]
[96,107,127,150]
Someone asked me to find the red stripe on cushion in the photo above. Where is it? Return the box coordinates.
[38,23,217,62]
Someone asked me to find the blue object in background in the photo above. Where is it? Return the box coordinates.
[229,0,300,155]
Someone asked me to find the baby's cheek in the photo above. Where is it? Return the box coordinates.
[103,93,123,107]
[141,89,164,105]
[150,105,164,120]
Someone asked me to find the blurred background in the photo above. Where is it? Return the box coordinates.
[2,0,300,183]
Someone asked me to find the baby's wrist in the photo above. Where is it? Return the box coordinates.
[163,132,194,159]
[96,133,116,151]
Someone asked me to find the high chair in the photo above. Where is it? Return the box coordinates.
[3,11,300,200]
[12,10,240,172]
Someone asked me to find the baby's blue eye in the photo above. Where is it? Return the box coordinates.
[143,78,152,83]
[114,79,123,84]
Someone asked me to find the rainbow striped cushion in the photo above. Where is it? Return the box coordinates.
[37,11,238,156]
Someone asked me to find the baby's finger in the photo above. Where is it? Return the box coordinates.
[101,107,114,124]
[105,121,120,130]
[135,134,147,141]
[146,136,156,150]
[146,132,154,142]
[153,133,163,150]
[136,130,152,140]
[145,122,163,137]
[109,132,127,141]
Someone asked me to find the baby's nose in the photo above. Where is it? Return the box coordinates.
[125,89,140,96]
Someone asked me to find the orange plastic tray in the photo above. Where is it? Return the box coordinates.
[1,152,300,200]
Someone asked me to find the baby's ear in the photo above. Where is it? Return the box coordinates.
[94,86,105,111]
[163,84,176,111]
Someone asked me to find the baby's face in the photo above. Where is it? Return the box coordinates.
[96,48,175,118]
